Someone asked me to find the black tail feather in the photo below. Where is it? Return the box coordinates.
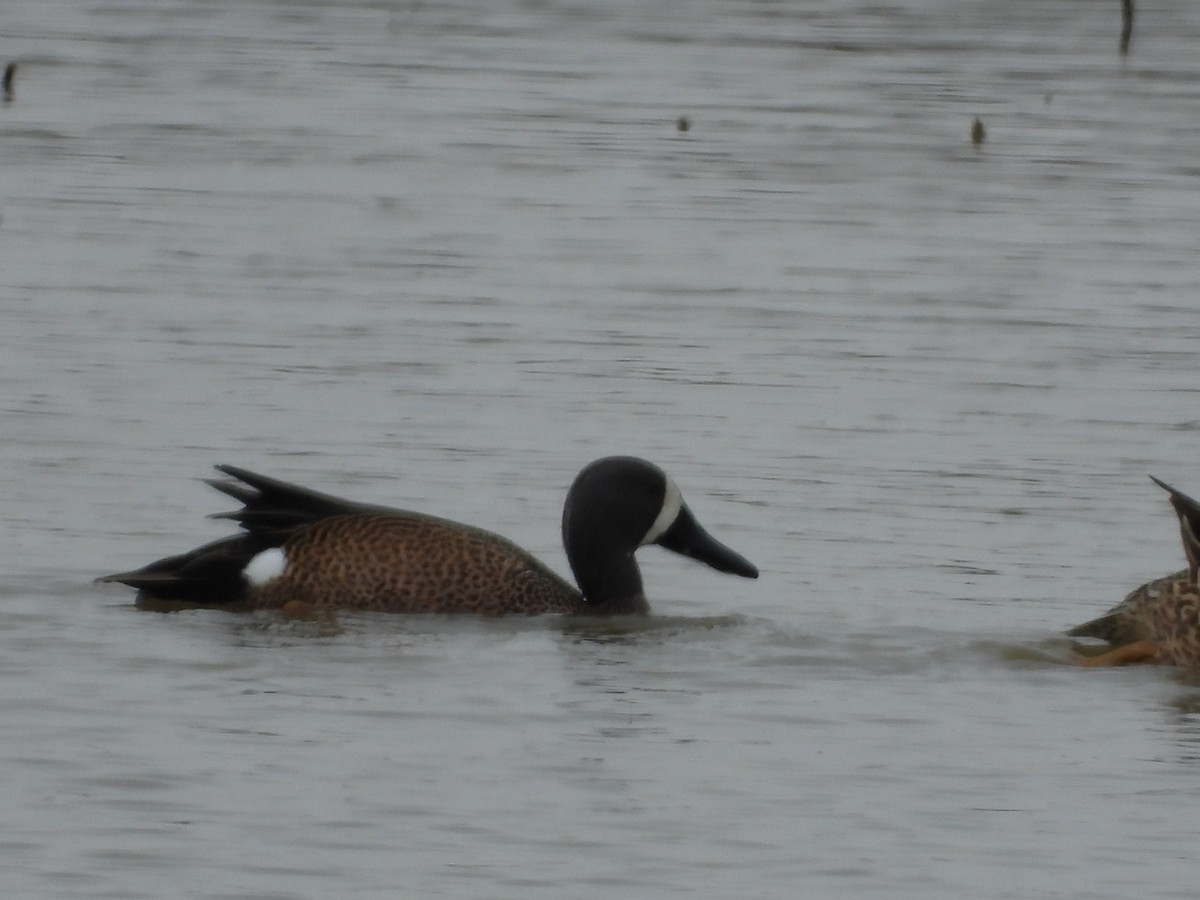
[1150,476,1200,520]
[206,465,388,532]
[95,534,270,606]
[1150,476,1200,584]
[204,478,260,507]
[98,465,405,607]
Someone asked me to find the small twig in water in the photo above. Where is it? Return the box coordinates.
[1120,0,1134,56]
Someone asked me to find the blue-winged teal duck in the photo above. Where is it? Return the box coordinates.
[1071,476,1200,668]
[97,456,759,616]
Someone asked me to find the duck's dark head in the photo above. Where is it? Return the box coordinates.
[561,456,758,614]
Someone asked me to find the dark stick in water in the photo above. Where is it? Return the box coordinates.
[1119,0,1134,56]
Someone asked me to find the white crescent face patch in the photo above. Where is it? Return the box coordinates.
[244,547,288,586]
[640,475,682,546]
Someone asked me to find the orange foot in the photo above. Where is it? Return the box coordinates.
[1075,639,1158,667]
[279,599,317,618]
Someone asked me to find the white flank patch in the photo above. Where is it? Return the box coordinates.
[641,475,682,546]
[244,547,288,586]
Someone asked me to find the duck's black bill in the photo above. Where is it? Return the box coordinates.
[655,505,759,579]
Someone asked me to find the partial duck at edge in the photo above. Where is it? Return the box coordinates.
[96,456,759,616]
[1071,476,1200,668]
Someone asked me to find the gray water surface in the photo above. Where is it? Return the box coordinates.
[4,1,1200,897]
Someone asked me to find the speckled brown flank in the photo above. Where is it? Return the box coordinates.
[249,513,584,615]
[1072,568,1200,669]
[1137,578,1200,669]
[1070,570,1189,646]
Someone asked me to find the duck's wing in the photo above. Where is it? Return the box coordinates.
[97,467,457,609]
[206,465,400,532]
[1068,605,1143,645]
[1068,570,1190,644]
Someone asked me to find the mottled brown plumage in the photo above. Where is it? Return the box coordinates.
[1069,569,1200,666]
[1071,476,1200,669]
[254,513,582,615]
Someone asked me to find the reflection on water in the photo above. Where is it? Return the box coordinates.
[6,0,1200,897]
